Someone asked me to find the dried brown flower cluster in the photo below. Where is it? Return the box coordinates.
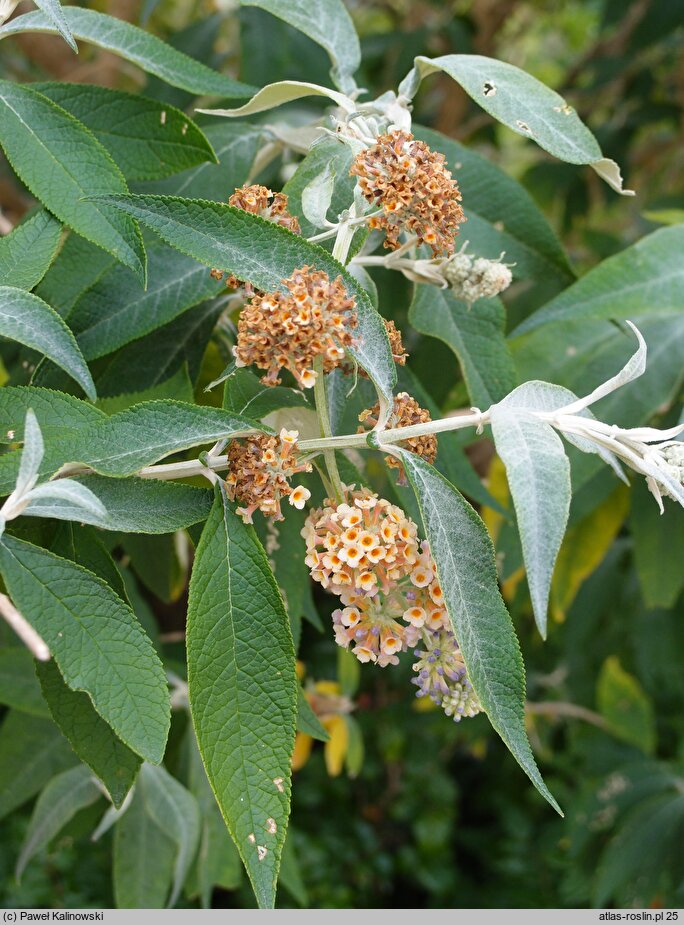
[225,428,312,523]
[234,266,358,389]
[350,131,465,256]
[359,392,437,483]
[211,184,301,288]
[384,319,408,366]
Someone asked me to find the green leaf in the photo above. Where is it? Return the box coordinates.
[223,369,309,419]
[278,833,309,907]
[414,126,574,286]
[0,646,49,716]
[50,522,128,605]
[401,55,632,194]
[143,122,263,200]
[491,390,571,638]
[0,396,261,489]
[0,710,76,820]
[35,233,116,318]
[36,660,141,808]
[34,83,217,182]
[282,137,356,239]
[95,299,223,397]
[395,450,561,814]
[0,210,62,290]
[0,9,257,99]
[409,285,517,407]
[242,0,360,92]
[0,287,96,400]
[0,535,170,764]
[113,784,177,909]
[0,81,146,283]
[187,484,297,908]
[16,765,102,880]
[139,763,201,908]
[187,729,243,906]
[514,226,684,335]
[89,194,397,410]
[96,365,193,414]
[33,0,77,52]
[65,238,224,360]
[630,479,684,609]
[597,656,656,755]
[297,688,330,742]
[593,793,684,906]
[34,477,213,534]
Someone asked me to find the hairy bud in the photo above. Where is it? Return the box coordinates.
[442,248,513,305]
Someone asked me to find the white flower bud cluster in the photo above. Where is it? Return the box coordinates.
[442,249,513,305]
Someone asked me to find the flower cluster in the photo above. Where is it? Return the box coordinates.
[384,318,408,366]
[303,488,480,720]
[441,247,513,305]
[359,391,437,484]
[225,428,311,523]
[412,629,482,722]
[233,266,358,388]
[350,130,465,255]
[211,184,301,289]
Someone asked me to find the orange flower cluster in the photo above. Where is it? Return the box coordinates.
[211,184,301,289]
[225,428,311,523]
[359,391,437,484]
[384,319,408,366]
[350,130,465,255]
[234,266,358,388]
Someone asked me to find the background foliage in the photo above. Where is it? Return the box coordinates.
[0,0,683,910]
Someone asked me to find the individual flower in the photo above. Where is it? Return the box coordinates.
[233,266,358,388]
[359,392,437,484]
[350,130,465,255]
[225,428,312,523]
[211,184,301,288]
[441,246,513,305]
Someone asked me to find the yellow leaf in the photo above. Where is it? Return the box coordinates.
[323,715,349,777]
[291,732,313,771]
[481,455,510,544]
[550,485,629,621]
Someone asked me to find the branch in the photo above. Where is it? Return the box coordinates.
[0,593,50,661]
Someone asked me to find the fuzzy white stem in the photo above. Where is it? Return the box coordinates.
[0,593,50,661]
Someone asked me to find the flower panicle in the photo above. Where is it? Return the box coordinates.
[234,266,358,389]
[359,391,437,484]
[226,428,311,523]
[351,130,465,256]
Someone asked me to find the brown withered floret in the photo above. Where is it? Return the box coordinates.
[211,184,301,288]
[225,428,312,524]
[234,266,358,389]
[350,131,465,256]
[384,319,408,366]
[359,392,437,484]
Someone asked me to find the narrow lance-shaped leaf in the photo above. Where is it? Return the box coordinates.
[399,55,633,195]
[0,288,96,400]
[0,9,256,99]
[139,763,202,908]
[16,765,102,881]
[393,449,561,814]
[89,194,397,411]
[33,0,77,52]
[241,0,361,93]
[0,535,170,764]
[34,84,218,182]
[198,80,353,119]
[0,210,62,291]
[514,226,684,335]
[0,82,146,284]
[187,484,298,908]
[37,660,141,808]
[490,404,571,638]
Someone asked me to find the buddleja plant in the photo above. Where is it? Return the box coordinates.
[0,0,682,910]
